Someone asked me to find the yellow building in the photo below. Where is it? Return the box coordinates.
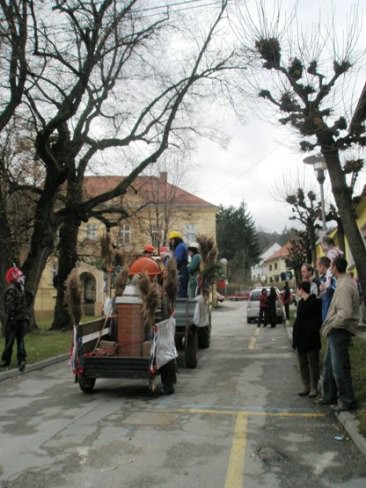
[314,186,366,273]
[263,243,295,287]
[35,173,218,319]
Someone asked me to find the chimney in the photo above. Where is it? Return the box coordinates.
[160,171,168,183]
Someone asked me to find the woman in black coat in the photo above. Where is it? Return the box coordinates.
[267,287,278,328]
[292,281,322,398]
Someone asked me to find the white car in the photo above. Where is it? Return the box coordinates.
[246,287,285,324]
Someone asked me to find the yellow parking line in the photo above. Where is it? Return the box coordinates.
[169,407,324,488]
[172,408,324,418]
[248,337,256,349]
[225,413,247,488]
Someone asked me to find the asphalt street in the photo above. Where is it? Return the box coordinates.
[0,301,366,488]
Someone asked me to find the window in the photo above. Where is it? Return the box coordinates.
[86,224,98,240]
[274,263,278,270]
[119,224,131,245]
[184,224,196,244]
[269,264,272,271]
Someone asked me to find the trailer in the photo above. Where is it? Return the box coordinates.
[71,315,155,393]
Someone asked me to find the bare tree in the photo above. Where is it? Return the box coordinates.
[234,1,366,297]
[286,189,321,266]
[0,0,240,329]
[134,154,192,249]
[0,0,30,326]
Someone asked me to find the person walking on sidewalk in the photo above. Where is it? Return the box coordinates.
[0,267,30,371]
[292,281,322,398]
[319,256,359,412]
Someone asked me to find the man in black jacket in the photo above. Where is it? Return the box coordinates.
[292,281,322,398]
[0,267,29,371]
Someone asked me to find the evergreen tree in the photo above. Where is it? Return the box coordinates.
[216,201,260,283]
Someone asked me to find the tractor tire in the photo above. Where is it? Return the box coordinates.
[78,376,96,394]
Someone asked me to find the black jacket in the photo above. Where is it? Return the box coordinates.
[292,294,322,352]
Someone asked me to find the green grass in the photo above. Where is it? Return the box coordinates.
[1,316,101,369]
[349,337,366,436]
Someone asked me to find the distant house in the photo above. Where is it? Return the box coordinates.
[251,243,281,284]
[35,172,218,319]
[263,242,295,286]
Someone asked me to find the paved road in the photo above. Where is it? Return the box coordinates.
[1,301,366,488]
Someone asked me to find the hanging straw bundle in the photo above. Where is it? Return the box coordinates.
[196,234,220,297]
[136,272,161,332]
[65,269,82,325]
[115,265,129,296]
[164,257,178,313]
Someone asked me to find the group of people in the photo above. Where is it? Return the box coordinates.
[258,287,280,328]
[143,231,202,299]
[292,237,360,412]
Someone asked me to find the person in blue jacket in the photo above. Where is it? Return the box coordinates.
[316,256,336,321]
[168,230,189,298]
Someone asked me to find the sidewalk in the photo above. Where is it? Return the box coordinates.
[286,323,366,459]
[0,353,69,382]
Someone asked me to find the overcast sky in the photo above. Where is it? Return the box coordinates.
[180,0,366,233]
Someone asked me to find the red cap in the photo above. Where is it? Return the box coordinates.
[144,244,155,253]
[5,267,24,284]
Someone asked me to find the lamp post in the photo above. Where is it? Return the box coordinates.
[303,154,327,231]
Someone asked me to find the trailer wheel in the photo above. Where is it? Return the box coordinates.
[78,376,96,394]
[198,325,211,349]
[185,325,198,369]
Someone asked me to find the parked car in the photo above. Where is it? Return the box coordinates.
[246,287,285,324]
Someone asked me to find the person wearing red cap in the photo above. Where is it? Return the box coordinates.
[1,266,29,371]
[143,244,155,256]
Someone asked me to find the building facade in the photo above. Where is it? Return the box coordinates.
[35,173,218,319]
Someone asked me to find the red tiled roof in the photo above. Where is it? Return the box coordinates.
[264,242,292,263]
[83,175,217,208]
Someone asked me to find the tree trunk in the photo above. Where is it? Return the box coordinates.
[323,150,366,304]
[0,187,15,329]
[21,174,63,330]
[51,217,80,330]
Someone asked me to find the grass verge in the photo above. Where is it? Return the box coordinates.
[350,336,366,436]
[319,333,366,436]
[1,317,100,370]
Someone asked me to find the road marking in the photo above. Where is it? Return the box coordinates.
[165,407,325,488]
[172,407,325,418]
[248,337,256,349]
[224,413,247,488]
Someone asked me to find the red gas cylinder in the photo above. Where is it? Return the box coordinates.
[129,256,162,278]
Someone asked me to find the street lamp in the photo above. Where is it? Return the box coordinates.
[303,154,327,231]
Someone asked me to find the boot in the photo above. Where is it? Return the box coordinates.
[298,383,310,396]
[308,385,319,398]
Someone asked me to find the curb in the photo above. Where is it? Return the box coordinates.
[285,324,366,459]
[0,353,69,382]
